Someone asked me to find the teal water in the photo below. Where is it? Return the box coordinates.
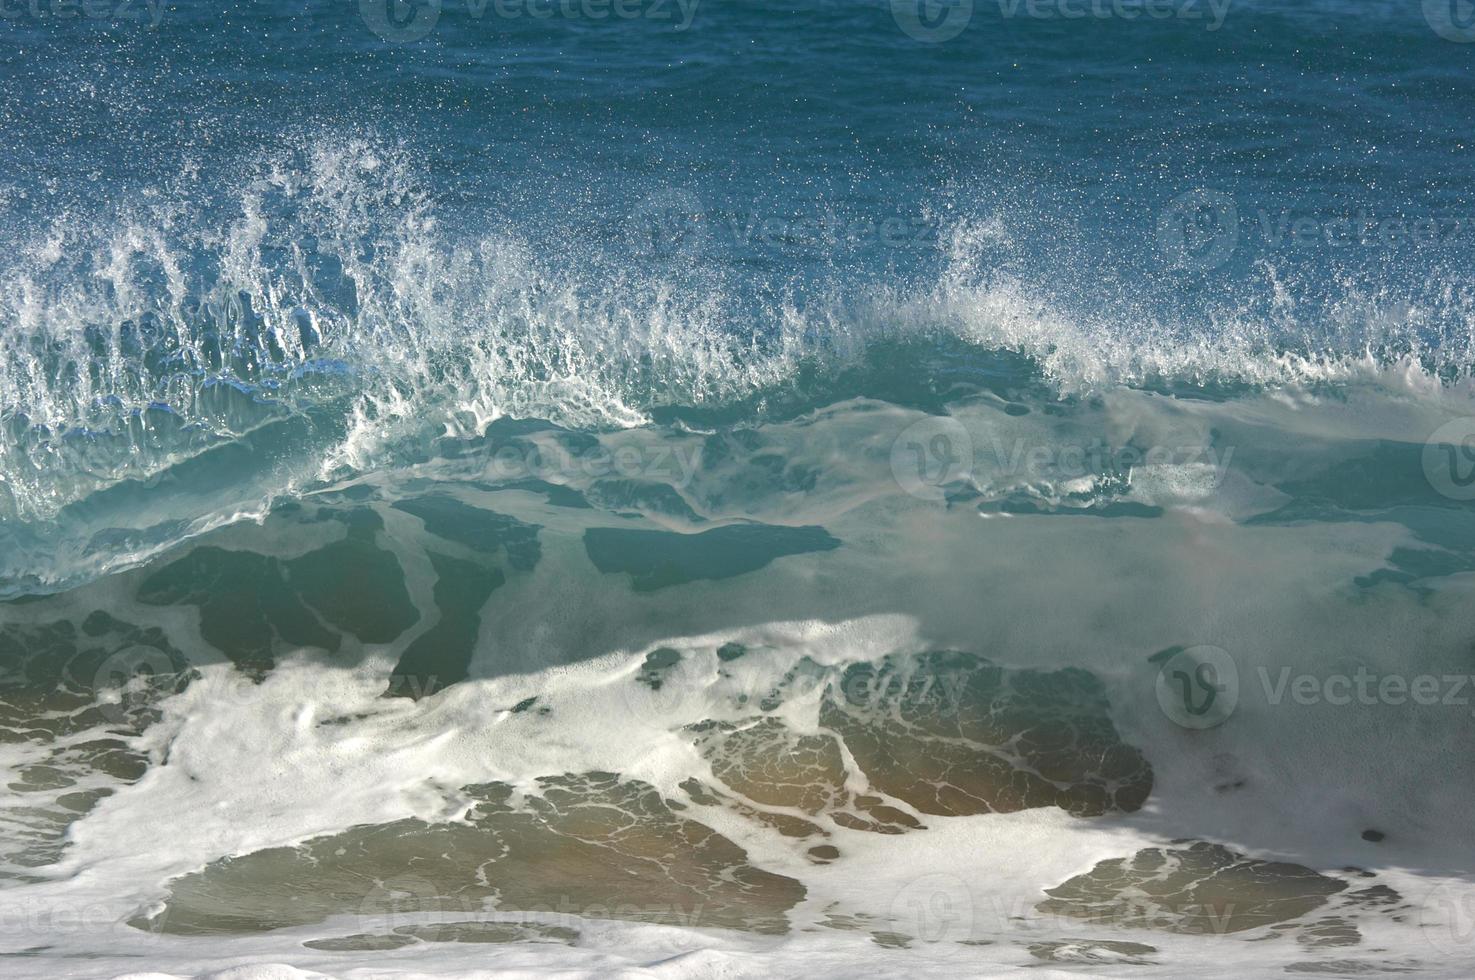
[1,3,1475,978]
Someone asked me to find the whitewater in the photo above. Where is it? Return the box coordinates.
[3,2,1475,978]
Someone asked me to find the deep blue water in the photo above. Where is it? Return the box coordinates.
[1,0,1472,540]
[3,4,1475,977]
[3,1,1472,326]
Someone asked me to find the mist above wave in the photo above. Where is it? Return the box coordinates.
[0,134,1471,530]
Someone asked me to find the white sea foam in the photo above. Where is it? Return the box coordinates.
[1,136,1472,530]
[3,133,1475,979]
[0,373,1472,976]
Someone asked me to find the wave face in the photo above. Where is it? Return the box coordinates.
[3,131,1473,595]
[3,2,1475,979]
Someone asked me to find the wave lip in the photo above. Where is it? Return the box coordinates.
[3,138,1475,599]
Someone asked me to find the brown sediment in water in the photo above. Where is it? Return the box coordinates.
[131,771,806,938]
[818,652,1153,817]
[1035,841,1403,938]
[0,613,190,882]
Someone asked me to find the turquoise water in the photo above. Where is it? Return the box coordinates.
[2,3,1475,977]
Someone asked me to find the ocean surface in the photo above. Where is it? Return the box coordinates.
[2,1,1475,977]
